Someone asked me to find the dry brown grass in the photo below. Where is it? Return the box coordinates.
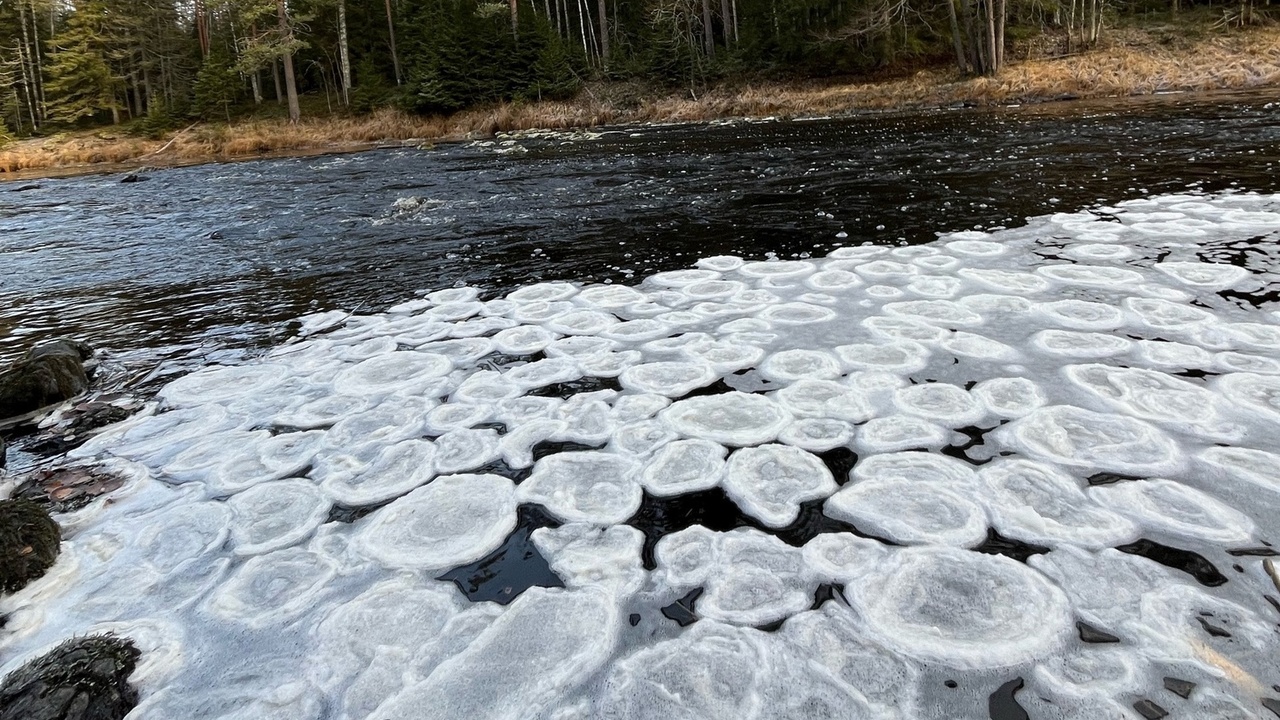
[3,26,1278,178]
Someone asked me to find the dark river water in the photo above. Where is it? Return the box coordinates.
[2,90,1279,371]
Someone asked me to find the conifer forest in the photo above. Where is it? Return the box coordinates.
[0,0,1274,136]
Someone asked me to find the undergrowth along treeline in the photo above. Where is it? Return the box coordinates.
[0,0,1275,140]
[2,27,1278,174]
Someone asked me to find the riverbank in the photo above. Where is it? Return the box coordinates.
[2,25,1278,179]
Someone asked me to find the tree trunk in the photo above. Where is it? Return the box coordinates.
[28,0,46,121]
[16,0,39,129]
[598,0,609,64]
[731,0,739,42]
[1068,0,1077,52]
[10,89,23,134]
[582,0,599,58]
[511,0,520,37]
[959,0,981,73]
[719,0,732,45]
[131,73,144,116]
[577,0,591,61]
[946,0,968,73]
[995,0,1006,70]
[143,65,154,113]
[275,57,285,103]
[277,0,301,123]
[251,71,263,105]
[195,0,210,59]
[702,0,716,57]
[337,0,352,105]
[984,0,997,74]
[384,0,403,84]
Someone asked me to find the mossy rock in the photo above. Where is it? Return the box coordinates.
[0,634,141,720]
[0,340,93,422]
[0,499,61,594]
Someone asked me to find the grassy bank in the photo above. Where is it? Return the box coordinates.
[2,25,1278,178]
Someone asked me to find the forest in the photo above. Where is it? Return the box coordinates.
[0,0,1275,137]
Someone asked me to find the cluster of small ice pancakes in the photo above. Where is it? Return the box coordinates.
[5,192,1280,720]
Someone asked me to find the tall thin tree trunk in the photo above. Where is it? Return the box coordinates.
[143,65,154,113]
[384,0,402,84]
[16,0,39,130]
[11,89,23,134]
[984,0,997,74]
[995,0,1005,70]
[277,0,301,123]
[337,0,352,105]
[731,0,739,41]
[947,0,968,72]
[702,0,716,56]
[581,0,599,57]
[251,71,263,104]
[195,0,210,59]
[28,0,46,121]
[1068,0,1077,52]
[720,0,732,45]
[598,0,609,64]
[511,0,520,37]
[131,73,144,116]
[960,0,982,73]
[577,0,591,61]
[273,58,284,104]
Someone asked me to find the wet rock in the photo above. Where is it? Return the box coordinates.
[0,435,6,470]
[26,341,94,365]
[24,398,138,457]
[0,634,141,720]
[1162,676,1196,699]
[10,184,40,192]
[0,498,61,593]
[0,341,95,423]
[119,173,148,184]
[13,466,126,513]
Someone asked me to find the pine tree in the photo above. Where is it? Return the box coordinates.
[193,49,240,121]
[528,29,581,101]
[44,1,123,125]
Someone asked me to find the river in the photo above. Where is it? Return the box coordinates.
[2,91,1278,372]
[4,91,1280,720]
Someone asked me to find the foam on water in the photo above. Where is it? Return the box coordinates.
[7,191,1280,719]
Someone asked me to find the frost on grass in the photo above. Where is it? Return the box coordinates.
[8,193,1280,720]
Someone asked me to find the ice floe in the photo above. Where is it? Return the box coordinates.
[8,191,1280,720]
[355,474,517,570]
[722,444,837,527]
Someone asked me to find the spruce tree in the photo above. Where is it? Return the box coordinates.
[44,1,123,125]
[193,50,240,121]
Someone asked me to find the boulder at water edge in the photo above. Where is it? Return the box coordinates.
[0,341,94,422]
[0,498,61,593]
[0,635,141,720]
